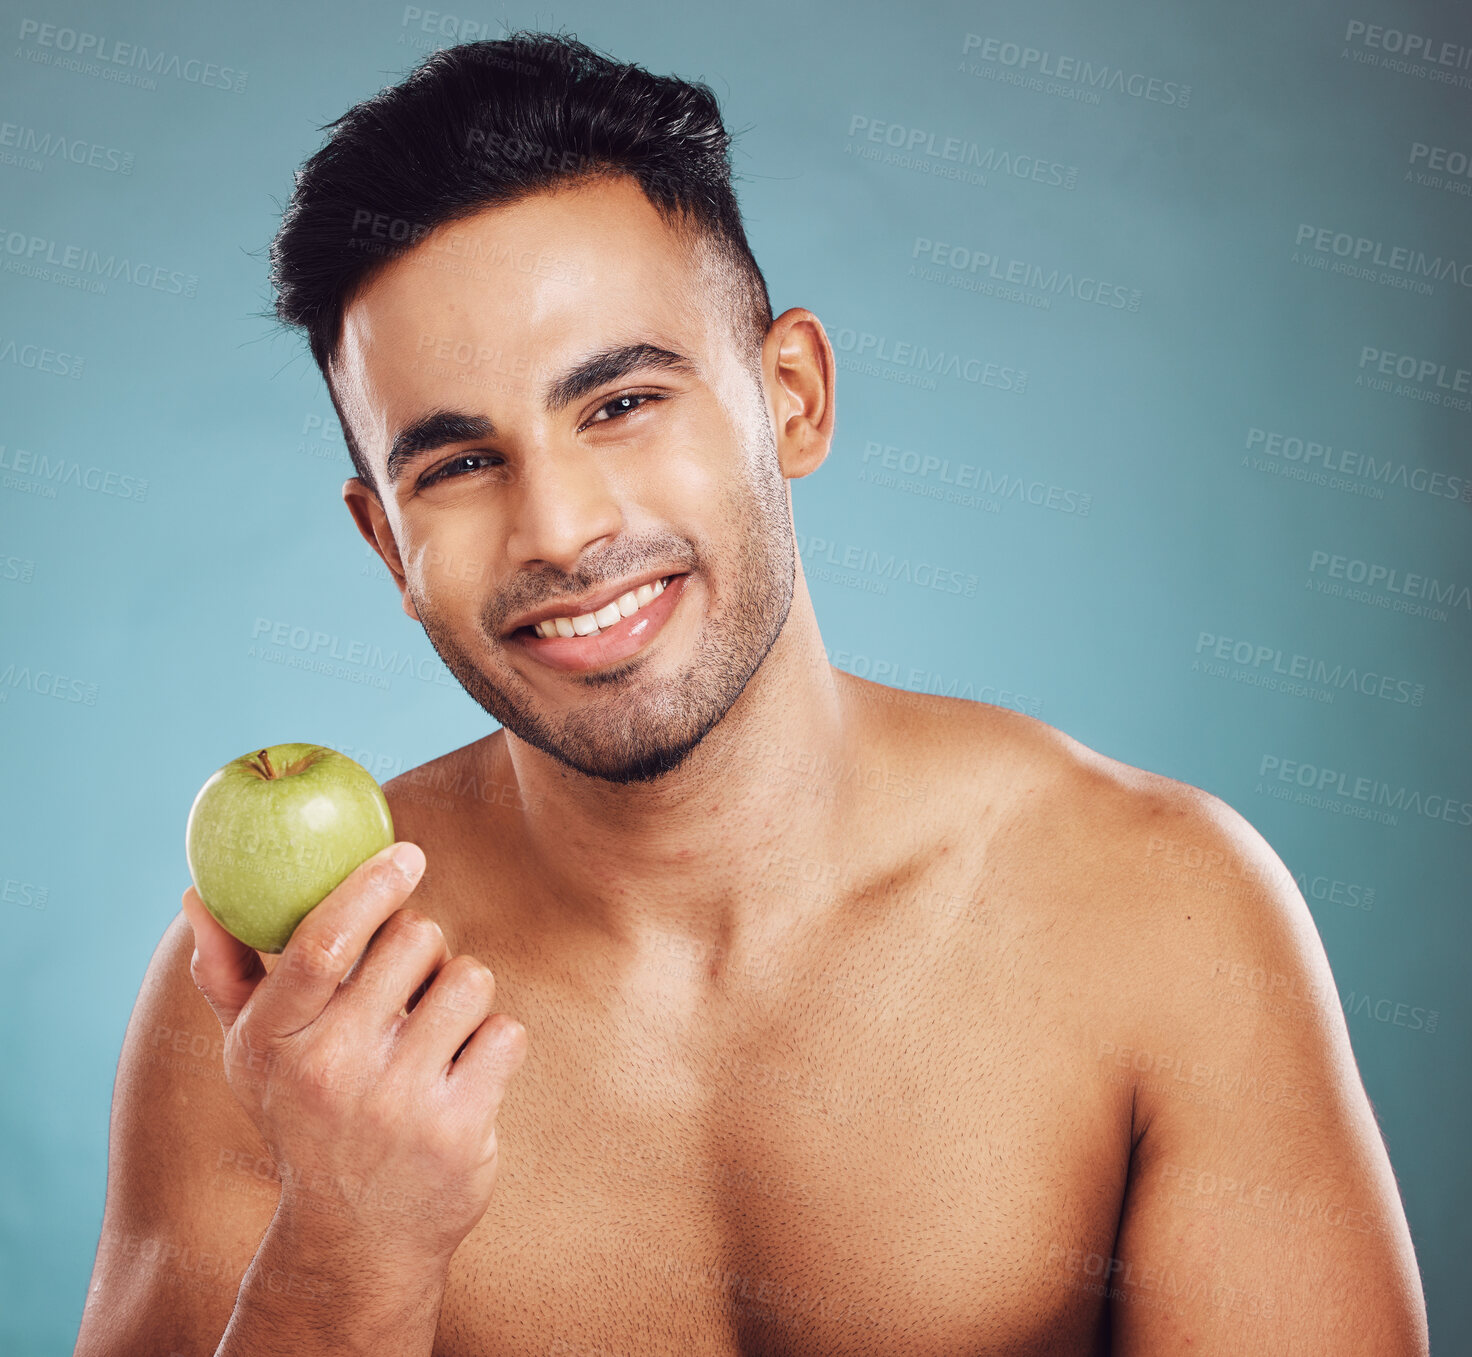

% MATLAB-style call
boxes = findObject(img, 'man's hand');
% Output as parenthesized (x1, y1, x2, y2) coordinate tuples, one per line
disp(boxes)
(180, 841, 528, 1269)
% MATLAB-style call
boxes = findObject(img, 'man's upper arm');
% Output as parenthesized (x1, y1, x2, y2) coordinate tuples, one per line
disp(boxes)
(74, 912, 283, 1356)
(1106, 789, 1429, 1355)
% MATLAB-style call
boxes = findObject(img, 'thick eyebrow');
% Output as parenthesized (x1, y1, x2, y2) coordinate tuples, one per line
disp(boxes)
(384, 341, 697, 486)
(544, 341, 696, 414)
(385, 411, 495, 485)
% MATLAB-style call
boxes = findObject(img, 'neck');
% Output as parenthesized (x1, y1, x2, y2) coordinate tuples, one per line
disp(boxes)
(484, 578, 861, 948)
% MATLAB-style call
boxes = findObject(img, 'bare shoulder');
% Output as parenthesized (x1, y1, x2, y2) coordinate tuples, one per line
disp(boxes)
(869, 680, 1322, 1005)
(897, 692, 1428, 1349)
(128, 912, 282, 1205)
(858, 677, 1220, 845)
(381, 734, 493, 819)
(897, 683, 1291, 896)
(381, 731, 533, 832)
(911, 721, 1433, 1348)
(75, 911, 283, 1352)
(991, 708, 1333, 1038)
(115, 911, 281, 1202)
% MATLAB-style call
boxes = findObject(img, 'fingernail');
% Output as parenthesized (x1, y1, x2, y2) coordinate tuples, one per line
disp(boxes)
(391, 843, 424, 879)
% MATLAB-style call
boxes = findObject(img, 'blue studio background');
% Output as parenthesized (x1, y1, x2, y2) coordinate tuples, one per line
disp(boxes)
(2, 0, 1469, 1350)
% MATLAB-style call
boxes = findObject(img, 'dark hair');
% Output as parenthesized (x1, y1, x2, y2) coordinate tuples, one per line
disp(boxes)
(269, 29, 772, 488)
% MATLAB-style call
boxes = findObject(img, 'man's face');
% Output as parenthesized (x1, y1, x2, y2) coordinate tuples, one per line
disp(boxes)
(332, 175, 796, 784)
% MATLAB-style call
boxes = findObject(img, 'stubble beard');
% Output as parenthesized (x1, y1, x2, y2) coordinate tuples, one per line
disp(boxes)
(410, 420, 795, 785)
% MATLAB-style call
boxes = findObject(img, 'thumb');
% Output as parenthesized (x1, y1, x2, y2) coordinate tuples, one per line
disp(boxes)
(180, 885, 267, 1033)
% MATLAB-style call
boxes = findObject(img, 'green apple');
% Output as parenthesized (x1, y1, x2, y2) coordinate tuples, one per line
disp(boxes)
(185, 743, 395, 953)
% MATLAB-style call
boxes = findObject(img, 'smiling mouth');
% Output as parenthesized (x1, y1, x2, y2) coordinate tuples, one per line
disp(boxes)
(506, 571, 692, 675)
(514, 574, 682, 640)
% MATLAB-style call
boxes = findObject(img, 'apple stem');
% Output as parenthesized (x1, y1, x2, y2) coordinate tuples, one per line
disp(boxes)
(250, 748, 276, 780)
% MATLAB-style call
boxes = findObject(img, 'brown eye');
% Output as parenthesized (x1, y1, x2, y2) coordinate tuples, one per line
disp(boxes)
(422, 453, 501, 487)
(584, 392, 665, 428)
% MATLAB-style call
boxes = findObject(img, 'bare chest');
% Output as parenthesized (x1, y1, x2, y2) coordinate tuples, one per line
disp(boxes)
(431, 904, 1132, 1357)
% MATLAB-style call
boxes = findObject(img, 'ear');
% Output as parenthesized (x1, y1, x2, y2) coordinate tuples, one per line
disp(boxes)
(342, 478, 420, 621)
(763, 307, 835, 481)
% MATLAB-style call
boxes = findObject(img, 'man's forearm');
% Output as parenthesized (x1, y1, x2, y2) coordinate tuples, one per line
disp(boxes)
(215, 1210, 452, 1357)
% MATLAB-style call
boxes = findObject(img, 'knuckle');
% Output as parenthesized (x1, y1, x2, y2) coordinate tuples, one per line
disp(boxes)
(429, 956, 495, 1015)
(300, 926, 350, 976)
(363, 854, 410, 895)
(450, 953, 493, 982)
(389, 909, 442, 948)
(503, 1017, 529, 1053)
(452, 955, 496, 993)
(284, 1031, 374, 1103)
(491, 1014, 528, 1061)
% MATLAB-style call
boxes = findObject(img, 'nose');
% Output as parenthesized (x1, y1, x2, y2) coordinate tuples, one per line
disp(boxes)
(502, 442, 623, 574)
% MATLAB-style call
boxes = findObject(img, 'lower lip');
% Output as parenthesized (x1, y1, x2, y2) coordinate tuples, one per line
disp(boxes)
(507, 572, 691, 673)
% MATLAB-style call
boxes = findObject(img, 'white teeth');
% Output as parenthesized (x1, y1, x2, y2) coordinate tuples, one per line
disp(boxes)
(531, 576, 672, 639)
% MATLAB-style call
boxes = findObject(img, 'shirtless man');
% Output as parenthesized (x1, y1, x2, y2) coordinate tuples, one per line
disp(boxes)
(73, 31, 1428, 1357)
